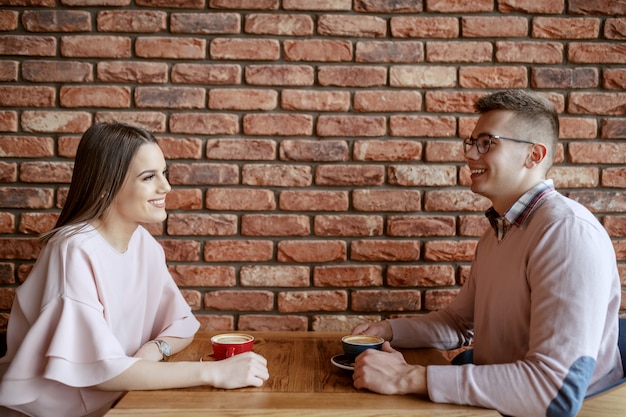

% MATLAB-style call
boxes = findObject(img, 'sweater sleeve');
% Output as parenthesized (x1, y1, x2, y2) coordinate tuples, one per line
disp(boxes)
(426, 216, 622, 417)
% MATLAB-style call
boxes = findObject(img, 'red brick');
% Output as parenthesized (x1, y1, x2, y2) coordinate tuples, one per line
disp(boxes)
(61, 36, 130, 58)
(424, 240, 477, 262)
(0, 11, 18, 31)
(603, 216, 626, 237)
(532, 17, 600, 39)
(245, 13, 313, 36)
(314, 215, 383, 237)
(206, 138, 275, 160)
(462, 16, 527, 38)
(238, 315, 308, 331)
(243, 114, 312, 136)
(601, 119, 626, 139)
(355, 41, 424, 63)
(245, 65, 313, 86)
(18, 212, 58, 234)
(459, 215, 490, 237)
(156, 137, 202, 159)
(165, 188, 202, 210)
(168, 163, 238, 186)
(22, 111, 91, 133)
(424, 289, 459, 311)
(242, 164, 312, 187)
(311, 315, 382, 333)
(242, 214, 310, 236)
(424, 140, 465, 163)
(64, 0, 129, 5)
(605, 18, 626, 40)
(315, 164, 384, 187)
(387, 215, 456, 237)
(0, 288, 16, 310)
(20, 161, 72, 183)
(280, 140, 348, 162)
(602, 168, 626, 189)
(318, 15, 386, 38)
(167, 213, 237, 236)
(22, 10, 91, 32)
(352, 189, 421, 212)
(135, 86, 204, 109)
(171, 12, 239, 34)
(136, 0, 202, 7)
(0, 35, 56, 56)
(0, 61, 18, 82)
(60, 86, 130, 108)
(284, 39, 352, 62)
(353, 140, 422, 161)
(355, 0, 421, 12)
(603, 69, 626, 90)
(209, 89, 277, 111)
(390, 115, 456, 137)
(559, 117, 597, 139)
(169, 113, 238, 135)
(278, 290, 347, 312)
(313, 265, 382, 287)
(283, 0, 351, 11)
(426, 91, 487, 112)
(427, 41, 492, 63)
(568, 43, 626, 64)
(389, 165, 456, 187)
(390, 66, 456, 88)
(318, 66, 387, 88)
(352, 290, 420, 312)
(532, 68, 598, 89)
(205, 290, 274, 311)
(24, 60, 93, 82)
(0, 213, 15, 234)
(424, 190, 490, 212)
(95, 111, 166, 133)
(277, 240, 346, 263)
(0, 86, 55, 107)
(97, 10, 166, 32)
(240, 265, 310, 287)
(282, 90, 349, 112)
(98, 61, 167, 83)
(569, 0, 626, 15)
(351, 240, 420, 262)
(0, 136, 53, 157)
(158, 239, 201, 262)
(568, 93, 626, 116)
(354, 91, 421, 112)
(427, 0, 491, 12)
(459, 66, 527, 89)
(496, 41, 563, 64)
(204, 240, 274, 262)
(548, 166, 599, 188)
(0, 238, 43, 260)
(317, 115, 386, 137)
(210, 0, 278, 9)
(499, 0, 563, 13)
(279, 190, 349, 212)
(172, 63, 241, 85)
(388, 265, 456, 287)
(196, 315, 234, 331)
(206, 188, 276, 211)
(136, 37, 206, 59)
(210, 38, 280, 60)
(391, 17, 458, 38)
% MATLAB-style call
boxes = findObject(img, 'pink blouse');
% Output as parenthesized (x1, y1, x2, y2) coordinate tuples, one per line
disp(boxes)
(0, 224, 200, 417)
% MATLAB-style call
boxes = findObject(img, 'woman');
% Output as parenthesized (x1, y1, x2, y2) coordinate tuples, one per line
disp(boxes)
(0, 123, 269, 417)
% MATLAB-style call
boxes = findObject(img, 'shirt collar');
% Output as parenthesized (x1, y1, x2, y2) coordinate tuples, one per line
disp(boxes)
(485, 179, 555, 240)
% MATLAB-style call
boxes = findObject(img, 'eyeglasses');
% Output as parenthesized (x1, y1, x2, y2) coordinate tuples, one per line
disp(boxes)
(463, 134, 537, 154)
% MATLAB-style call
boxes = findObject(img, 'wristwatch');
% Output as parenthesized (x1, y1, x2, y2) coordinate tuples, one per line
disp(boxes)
(151, 339, 171, 361)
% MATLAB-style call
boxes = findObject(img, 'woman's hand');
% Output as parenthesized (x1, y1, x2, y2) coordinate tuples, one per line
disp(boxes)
(204, 352, 269, 389)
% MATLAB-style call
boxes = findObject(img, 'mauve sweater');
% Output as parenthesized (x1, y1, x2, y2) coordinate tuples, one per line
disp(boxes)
(389, 190, 623, 417)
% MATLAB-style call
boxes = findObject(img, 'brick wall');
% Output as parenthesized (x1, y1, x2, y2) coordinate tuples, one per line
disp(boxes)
(0, 0, 624, 332)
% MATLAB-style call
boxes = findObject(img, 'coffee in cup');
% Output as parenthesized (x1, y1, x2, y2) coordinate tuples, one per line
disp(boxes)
(210, 333, 254, 360)
(341, 335, 384, 361)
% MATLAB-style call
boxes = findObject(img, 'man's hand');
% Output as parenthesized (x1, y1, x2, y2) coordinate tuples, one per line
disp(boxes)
(351, 320, 393, 341)
(352, 342, 427, 396)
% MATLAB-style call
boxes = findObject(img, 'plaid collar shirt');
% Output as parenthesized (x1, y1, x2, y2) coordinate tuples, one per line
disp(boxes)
(485, 179, 556, 241)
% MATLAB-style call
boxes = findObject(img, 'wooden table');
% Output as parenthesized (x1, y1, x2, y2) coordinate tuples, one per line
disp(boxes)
(578, 382, 626, 416)
(106, 331, 499, 416)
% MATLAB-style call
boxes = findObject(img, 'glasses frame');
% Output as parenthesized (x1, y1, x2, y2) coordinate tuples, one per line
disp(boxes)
(464, 134, 537, 154)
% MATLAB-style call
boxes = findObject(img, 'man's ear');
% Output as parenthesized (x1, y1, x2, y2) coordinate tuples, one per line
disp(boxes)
(525, 143, 548, 168)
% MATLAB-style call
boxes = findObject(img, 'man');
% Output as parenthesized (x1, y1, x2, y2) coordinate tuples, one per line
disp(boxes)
(351, 90, 623, 417)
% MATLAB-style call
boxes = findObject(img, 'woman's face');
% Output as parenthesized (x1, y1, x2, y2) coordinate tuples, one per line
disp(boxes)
(107, 143, 171, 228)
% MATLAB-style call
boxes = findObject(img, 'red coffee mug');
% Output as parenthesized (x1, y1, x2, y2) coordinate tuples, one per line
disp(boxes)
(210, 333, 254, 360)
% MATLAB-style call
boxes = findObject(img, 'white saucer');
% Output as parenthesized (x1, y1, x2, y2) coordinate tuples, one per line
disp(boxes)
(331, 354, 355, 371)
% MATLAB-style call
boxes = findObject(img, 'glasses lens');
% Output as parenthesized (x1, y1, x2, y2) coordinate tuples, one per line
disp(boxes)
(476, 135, 491, 153)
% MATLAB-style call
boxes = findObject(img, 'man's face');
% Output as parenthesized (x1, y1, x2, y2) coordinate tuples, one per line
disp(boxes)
(465, 110, 536, 213)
